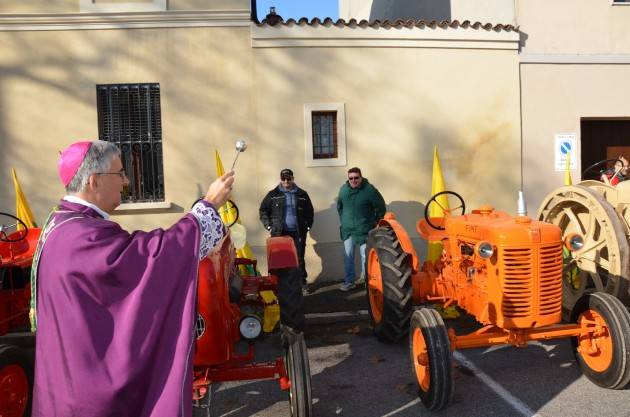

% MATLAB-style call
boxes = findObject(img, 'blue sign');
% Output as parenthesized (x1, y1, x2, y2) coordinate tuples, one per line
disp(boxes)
(560, 142, 571, 154)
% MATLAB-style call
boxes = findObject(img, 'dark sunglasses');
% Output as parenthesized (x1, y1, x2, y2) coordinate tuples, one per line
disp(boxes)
(348, 176, 360, 180)
(281, 177, 293, 181)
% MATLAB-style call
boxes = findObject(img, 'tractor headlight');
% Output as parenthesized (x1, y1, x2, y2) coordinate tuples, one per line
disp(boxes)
(239, 315, 262, 340)
(476, 242, 494, 259)
(564, 234, 584, 251)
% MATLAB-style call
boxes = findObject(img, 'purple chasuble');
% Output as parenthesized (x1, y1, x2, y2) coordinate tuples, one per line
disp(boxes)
(32, 200, 206, 417)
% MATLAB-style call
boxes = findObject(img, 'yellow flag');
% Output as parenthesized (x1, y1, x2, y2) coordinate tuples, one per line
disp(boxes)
(12, 168, 37, 230)
(564, 151, 572, 186)
(427, 146, 448, 263)
(214, 150, 257, 272)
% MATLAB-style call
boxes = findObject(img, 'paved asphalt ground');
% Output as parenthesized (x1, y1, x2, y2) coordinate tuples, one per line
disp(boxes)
(199, 282, 630, 417)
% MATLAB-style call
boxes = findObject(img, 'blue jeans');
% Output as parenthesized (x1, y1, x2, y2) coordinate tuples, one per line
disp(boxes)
(343, 236, 366, 285)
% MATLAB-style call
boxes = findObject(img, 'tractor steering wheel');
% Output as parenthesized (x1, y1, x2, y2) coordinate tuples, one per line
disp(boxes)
(192, 199, 240, 228)
(219, 200, 240, 228)
(0, 212, 29, 242)
(581, 158, 624, 180)
(424, 191, 466, 230)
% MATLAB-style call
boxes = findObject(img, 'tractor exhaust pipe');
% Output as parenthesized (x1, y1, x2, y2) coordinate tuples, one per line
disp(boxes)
(517, 190, 527, 217)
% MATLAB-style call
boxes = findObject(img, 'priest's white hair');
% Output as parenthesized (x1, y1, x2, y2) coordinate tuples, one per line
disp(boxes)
(66, 140, 121, 193)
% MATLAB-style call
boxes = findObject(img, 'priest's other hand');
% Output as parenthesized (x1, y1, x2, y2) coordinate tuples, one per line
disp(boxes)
(204, 171, 235, 208)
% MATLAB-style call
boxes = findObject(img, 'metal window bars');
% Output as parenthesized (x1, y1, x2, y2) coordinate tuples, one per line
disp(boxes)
(97, 83, 165, 203)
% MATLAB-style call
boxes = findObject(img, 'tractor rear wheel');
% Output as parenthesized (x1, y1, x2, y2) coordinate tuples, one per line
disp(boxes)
(0, 344, 32, 417)
(537, 185, 630, 320)
(277, 267, 305, 333)
(365, 226, 413, 342)
(409, 308, 454, 411)
(283, 330, 312, 417)
(570, 292, 630, 389)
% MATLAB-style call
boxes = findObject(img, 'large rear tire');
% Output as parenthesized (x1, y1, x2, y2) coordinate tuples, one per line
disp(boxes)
(277, 267, 305, 333)
(0, 344, 32, 417)
(283, 330, 312, 417)
(365, 226, 413, 342)
(570, 292, 630, 389)
(409, 308, 454, 411)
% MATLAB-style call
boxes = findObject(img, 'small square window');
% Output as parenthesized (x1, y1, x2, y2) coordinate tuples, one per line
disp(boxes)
(312, 111, 338, 159)
(303, 103, 347, 167)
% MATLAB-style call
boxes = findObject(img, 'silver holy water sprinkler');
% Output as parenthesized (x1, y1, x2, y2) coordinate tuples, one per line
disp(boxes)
(230, 139, 247, 171)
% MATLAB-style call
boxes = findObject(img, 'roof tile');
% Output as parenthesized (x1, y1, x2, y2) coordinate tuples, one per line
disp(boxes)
(257, 17, 518, 32)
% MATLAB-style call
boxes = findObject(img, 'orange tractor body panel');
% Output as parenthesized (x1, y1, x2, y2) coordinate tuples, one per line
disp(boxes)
(415, 209, 563, 330)
(194, 236, 240, 367)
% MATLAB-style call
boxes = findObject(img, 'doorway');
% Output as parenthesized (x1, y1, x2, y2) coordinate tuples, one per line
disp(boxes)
(581, 119, 630, 180)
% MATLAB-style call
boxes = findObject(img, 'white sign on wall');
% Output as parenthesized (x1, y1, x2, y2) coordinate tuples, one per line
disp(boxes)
(554, 133, 577, 172)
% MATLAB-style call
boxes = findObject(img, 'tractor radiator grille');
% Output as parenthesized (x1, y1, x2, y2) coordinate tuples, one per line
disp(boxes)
(538, 243, 563, 315)
(501, 243, 563, 318)
(502, 248, 533, 317)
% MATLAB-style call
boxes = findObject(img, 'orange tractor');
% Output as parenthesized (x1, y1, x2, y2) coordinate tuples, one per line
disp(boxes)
(366, 191, 630, 410)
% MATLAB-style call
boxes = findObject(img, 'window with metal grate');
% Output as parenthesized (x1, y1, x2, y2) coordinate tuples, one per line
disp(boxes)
(311, 111, 338, 159)
(96, 83, 165, 203)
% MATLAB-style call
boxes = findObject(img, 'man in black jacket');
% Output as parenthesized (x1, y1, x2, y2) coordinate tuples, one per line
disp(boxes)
(259, 169, 314, 284)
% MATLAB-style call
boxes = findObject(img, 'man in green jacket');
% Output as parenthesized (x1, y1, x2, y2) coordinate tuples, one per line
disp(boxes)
(336, 167, 386, 291)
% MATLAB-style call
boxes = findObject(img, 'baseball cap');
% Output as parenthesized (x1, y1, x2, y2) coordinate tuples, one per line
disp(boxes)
(280, 168, 294, 179)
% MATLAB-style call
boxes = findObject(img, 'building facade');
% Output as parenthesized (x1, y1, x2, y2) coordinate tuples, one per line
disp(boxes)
(0, 1, 521, 281)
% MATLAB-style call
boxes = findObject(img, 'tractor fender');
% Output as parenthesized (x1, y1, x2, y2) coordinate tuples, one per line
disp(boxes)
(266, 236, 299, 270)
(377, 213, 420, 273)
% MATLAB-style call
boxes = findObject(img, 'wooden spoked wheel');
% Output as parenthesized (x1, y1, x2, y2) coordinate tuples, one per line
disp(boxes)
(537, 185, 630, 319)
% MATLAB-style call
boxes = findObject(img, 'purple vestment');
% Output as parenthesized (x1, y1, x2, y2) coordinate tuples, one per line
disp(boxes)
(32, 200, 219, 417)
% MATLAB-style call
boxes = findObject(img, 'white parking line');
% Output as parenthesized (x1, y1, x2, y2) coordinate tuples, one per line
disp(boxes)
(454, 351, 543, 417)
(379, 398, 421, 417)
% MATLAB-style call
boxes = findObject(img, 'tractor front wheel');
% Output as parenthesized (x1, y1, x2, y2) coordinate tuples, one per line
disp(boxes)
(571, 292, 630, 389)
(283, 330, 312, 417)
(0, 344, 32, 417)
(365, 226, 413, 342)
(277, 267, 305, 333)
(409, 308, 454, 411)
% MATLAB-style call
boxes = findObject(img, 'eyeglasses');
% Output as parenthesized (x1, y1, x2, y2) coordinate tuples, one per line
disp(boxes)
(348, 176, 360, 180)
(281, 177, 293, 182)
(96, 170, 127, 180)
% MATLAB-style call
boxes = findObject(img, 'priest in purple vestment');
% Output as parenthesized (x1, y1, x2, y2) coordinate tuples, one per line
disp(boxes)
(30, 140, 234, 417)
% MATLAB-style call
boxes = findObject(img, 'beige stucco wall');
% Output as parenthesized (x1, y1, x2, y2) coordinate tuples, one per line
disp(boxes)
(0, 17, 521, 282)
(0, 1, 249, 14)
(251, 41, 521, 280)
(518, 0, 630, 211)
(520, 65, 630, 210)
(168, 0, 249, 11)
(340, 0, 515, 24)
(516, 0, 630, 54)
(0, 1, 78, 13)
(0, 26, 255, 234)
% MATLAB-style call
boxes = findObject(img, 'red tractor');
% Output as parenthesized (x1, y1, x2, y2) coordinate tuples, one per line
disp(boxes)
(0, 207, 312, 417)
(0, 212, 39, 417)
(366, 191, 630, 410)
(191, 204, 312, 416)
